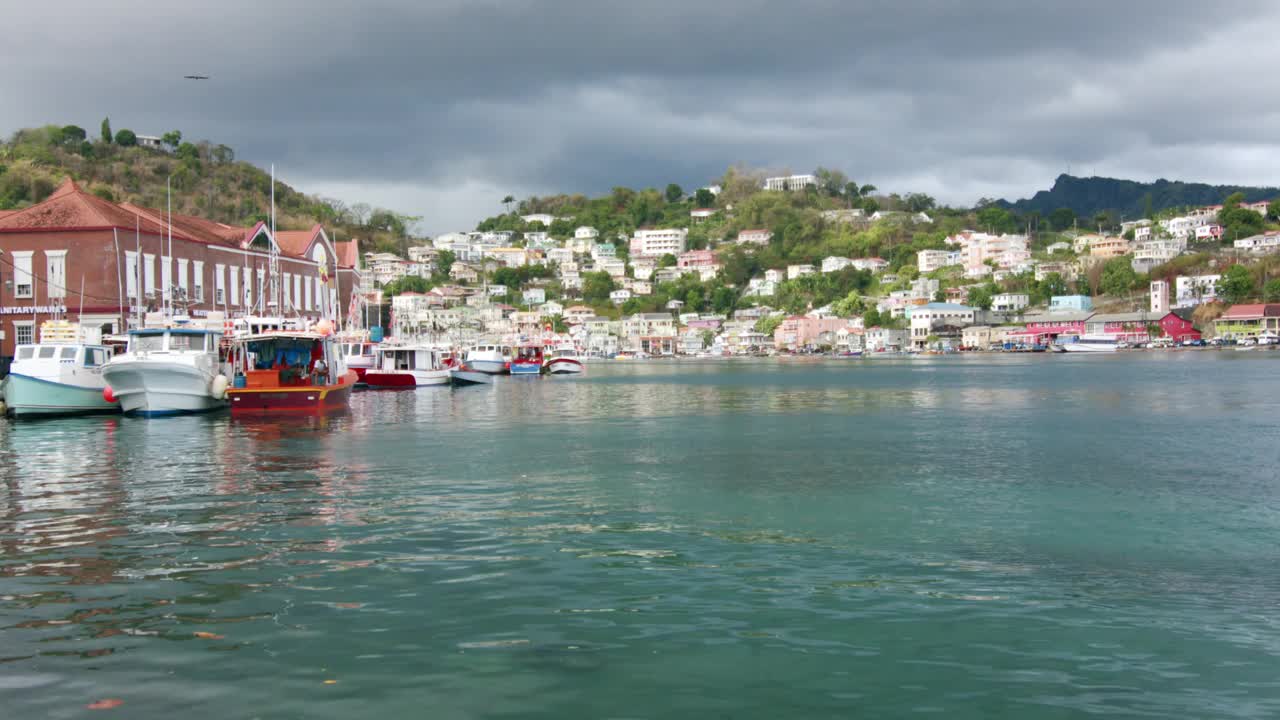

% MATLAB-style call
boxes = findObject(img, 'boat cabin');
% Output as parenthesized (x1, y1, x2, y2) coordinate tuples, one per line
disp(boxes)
(233, 333, 342, 388)
(378, 347, 445, 372)
(11, 343, 112, 379)
(126, 328, 222, 355)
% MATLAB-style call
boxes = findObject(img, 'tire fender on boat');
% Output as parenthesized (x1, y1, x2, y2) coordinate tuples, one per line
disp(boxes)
(211, 374, 229, 400)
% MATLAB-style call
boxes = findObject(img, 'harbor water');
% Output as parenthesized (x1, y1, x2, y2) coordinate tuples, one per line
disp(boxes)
(2, 352, 1280, 718)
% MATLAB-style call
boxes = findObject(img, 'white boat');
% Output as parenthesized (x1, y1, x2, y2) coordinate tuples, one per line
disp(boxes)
(364, 345, 451, 387)
(1058, 333, 1118, 353)
(2, 321, 120, 418)
(464, 344, 509, 374)
(102, 326, 231, 416)
(544, 344, 585, 374)
(449, 368, 492, 386)
(335, 335, 379, 386)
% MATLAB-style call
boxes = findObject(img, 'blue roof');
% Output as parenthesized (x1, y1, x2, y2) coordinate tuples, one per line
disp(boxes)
(906, 302, 975, 315)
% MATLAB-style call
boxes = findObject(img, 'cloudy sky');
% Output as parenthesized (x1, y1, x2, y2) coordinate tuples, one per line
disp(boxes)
(5, 1, 1277, 233)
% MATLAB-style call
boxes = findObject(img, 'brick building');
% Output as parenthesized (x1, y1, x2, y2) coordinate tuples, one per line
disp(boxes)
(0, 179, 361, 360)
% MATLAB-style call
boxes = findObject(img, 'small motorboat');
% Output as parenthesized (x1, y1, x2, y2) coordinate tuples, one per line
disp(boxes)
(510, 343, 544, 375)
(3, 321, 120, 418)
(464, 344, 510, 374)
(543, 343, 585, 374)
(225, 330, 357, 414)
(364, 345, 451, 387)
(450, 368, 492, 386)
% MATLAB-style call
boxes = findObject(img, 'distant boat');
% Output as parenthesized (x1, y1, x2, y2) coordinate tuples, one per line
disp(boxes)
(336, 335, 379, 387)
(364, 345, 451, 387)
(3, 322, 119, 418)
(544, 343, 584, 374)
(1058, 334, 1118, 353)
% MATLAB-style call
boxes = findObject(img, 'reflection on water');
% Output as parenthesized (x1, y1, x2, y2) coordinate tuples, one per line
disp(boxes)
(2, 354, 1280, 718)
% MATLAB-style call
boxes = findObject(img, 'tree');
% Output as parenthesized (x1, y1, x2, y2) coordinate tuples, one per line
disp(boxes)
(550, 315, 569, 333)
(1217, 193, 1265, 242)
(114, 129, 137, 146)
(1100, 257, 1138, 297)
(967, 284, 994, 310)
(582, 271, 616, 304)
(1048, 207, 1076, 231)
(665, 183, 684, 204)
(658, 253, 677, 268)
(211, 144, 234, 163)
(382, 275, 430, 296)
(100, 117, 112, 144)
(976, 205, 1017, 234)
(905, 193, 936, 213)
(60, 125, 86, 144)
(161, 130, 182, 149)
(436, 249, 456, 277)
(694, 188, 715, 208)
(176, 141, 200, 161)
(815, 167, 848, 198)
(1265, 278, 1280, 302)
(1218, 264, 1256, 304)
(501, 195, 515, 214)
(1268, 199, 1280, 221)
(754, 314, 783, 336)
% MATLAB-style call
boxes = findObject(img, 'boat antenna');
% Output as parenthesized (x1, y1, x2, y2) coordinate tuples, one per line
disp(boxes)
(167, 175, 173, 317)
(269, 164, 281, 321)
(135, 214, 142, 329)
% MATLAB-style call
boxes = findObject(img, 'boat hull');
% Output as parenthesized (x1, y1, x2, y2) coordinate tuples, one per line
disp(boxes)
(228, 371, 357, 414)
(3, 373, 119, 418)
(102, 360, 225, 416)
(509, 361, 543, 375)
(364, 369, 451, 387)
(544, 358, 584, 374)
(450, 369, 492, 386)
(466, 359, 508, 374)
(1060, 344, 1116, 353)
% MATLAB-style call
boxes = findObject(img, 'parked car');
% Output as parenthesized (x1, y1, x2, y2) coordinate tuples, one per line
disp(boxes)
(1182, 338, 1207, 347)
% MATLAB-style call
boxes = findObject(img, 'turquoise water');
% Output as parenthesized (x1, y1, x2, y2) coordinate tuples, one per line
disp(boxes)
(3, 353, 1280, 718)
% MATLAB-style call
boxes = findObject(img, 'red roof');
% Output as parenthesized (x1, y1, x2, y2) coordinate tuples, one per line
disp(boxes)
(334, 238, 360, 269)
(1219, 304, 1280, 320)
(275, 224, 323, 258)
(0, 179, 171, 236)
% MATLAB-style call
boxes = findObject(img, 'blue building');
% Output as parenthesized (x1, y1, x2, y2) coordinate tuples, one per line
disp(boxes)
(1050, 295, 1093, 313)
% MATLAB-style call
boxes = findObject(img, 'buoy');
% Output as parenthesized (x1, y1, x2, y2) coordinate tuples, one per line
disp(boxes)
(315, 318, 334, 336)
(210, 375, 229, 400)
(103, 386, 116, 404)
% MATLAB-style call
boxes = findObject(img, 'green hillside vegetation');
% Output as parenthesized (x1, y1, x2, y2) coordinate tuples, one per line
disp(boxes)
(1001, 173, 1280, 222)
(0, 122, 422, 255)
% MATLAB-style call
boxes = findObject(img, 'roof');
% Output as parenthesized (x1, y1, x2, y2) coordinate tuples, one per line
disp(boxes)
(910, 302, 975, 311)
(1023, 311, 1094, 323)
(1219, 304, 1280, 320)
(275, 224, 323, 257)
(334, 239, 360, 269)
(0, 179, 170, 236)
(1089, 312, 1160, 323)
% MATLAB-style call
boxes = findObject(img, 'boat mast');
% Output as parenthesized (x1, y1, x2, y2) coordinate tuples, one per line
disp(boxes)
(269, 165, 281, 324)
(167, 175, 173, 317)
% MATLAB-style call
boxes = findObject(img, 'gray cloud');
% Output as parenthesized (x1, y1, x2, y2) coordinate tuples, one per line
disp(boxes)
(4, 1, 1278, 233)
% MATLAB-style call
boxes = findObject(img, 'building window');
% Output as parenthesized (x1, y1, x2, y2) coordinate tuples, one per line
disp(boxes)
(284, 272, 292, 308)
(214, 264, 225, 304)
(293, 274, 302, 310)
(13, 321, 33, 346)
(243, 267, 253, 308)
(125, 251, 139, 299)
(45, 250, 67, 299)
(161, 256, 172, 299)
(193, 261, 204, 302)
(229, 266, 239, 306)
(12, 251, 33, 298)
(304, 275, 312, 311)
(177, 259, 189, 298)
(144, 254, 156, 296)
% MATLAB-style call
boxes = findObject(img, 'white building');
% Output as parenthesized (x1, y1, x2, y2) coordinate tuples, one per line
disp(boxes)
(1131, 239, 1182, 273)
(905, 303, 976, 349)
(629, 228, 689, 258)
(821, 256, 853, 273)
(763, 174, 818, 191)
(736, 229, 772, 246)
(1150, 279, 1169, 314)
(1174, 274, 1220, 308)
(764, 269, 784, 284)
(522, 288, 546, 306)
(609, 289, 632, 304)
(546, 247, 574, 265)
(917, 249, 961, 273)
(992, 293, 1029, 312)
(1235, 231, 1280, 253)
(787, 264, 816, 280)
(574, 226, 599, 240)
(631, 258, 656, 280)
(851, 257, 889, 272)
(521, 213, 555, 226)
(745, 278, 776, 297)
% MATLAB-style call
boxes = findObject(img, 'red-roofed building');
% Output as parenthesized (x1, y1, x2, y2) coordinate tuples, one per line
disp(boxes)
(1213, 303, 1280, 339)
(0, 179, 362, 359)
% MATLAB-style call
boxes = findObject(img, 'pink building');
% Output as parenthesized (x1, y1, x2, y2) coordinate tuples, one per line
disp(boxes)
(773, 316, 853, 349)
(677, 249, 717, 268)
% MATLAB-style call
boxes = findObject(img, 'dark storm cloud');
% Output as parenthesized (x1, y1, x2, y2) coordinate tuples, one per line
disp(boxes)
(4, 1, 1278, 231)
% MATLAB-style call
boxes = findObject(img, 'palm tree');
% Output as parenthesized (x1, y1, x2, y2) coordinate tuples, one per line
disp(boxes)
(502, 195, 515, 214)
(859, 184, 876, 198)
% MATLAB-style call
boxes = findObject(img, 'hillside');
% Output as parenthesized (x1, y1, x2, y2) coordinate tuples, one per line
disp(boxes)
(1000, 174, 1280, 220)
(0, 123, 420, 255)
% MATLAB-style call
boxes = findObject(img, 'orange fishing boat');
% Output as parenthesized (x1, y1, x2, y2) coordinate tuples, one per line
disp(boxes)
(225, 331, 357, 414)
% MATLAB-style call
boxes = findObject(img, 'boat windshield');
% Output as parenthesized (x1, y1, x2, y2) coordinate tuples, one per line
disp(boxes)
(169, 333, 207, 352)
(60, 347, 77, 360)
(131, 333, 165, 352)
(15, 347, 33, 360)
(38, 346, 57, 359)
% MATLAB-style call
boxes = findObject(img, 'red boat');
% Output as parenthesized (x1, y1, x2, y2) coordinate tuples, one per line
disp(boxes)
(226, 332, 357, 414)
(336, 336, 378, 386)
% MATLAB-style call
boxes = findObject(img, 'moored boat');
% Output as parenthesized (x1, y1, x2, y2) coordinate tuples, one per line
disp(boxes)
(1057, 333, 1118, 353)
(510, 343, 544, 375)
(543, 343, 585, 374)
(102, 325, 231, 417)
(464, 344, 510, 374)
(225, 331, 357, 413)
(450, 368, 493, 386)
(364, 345, 452, 387)
(3, 321, 120, 418)
(336, 335, 379, 386)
